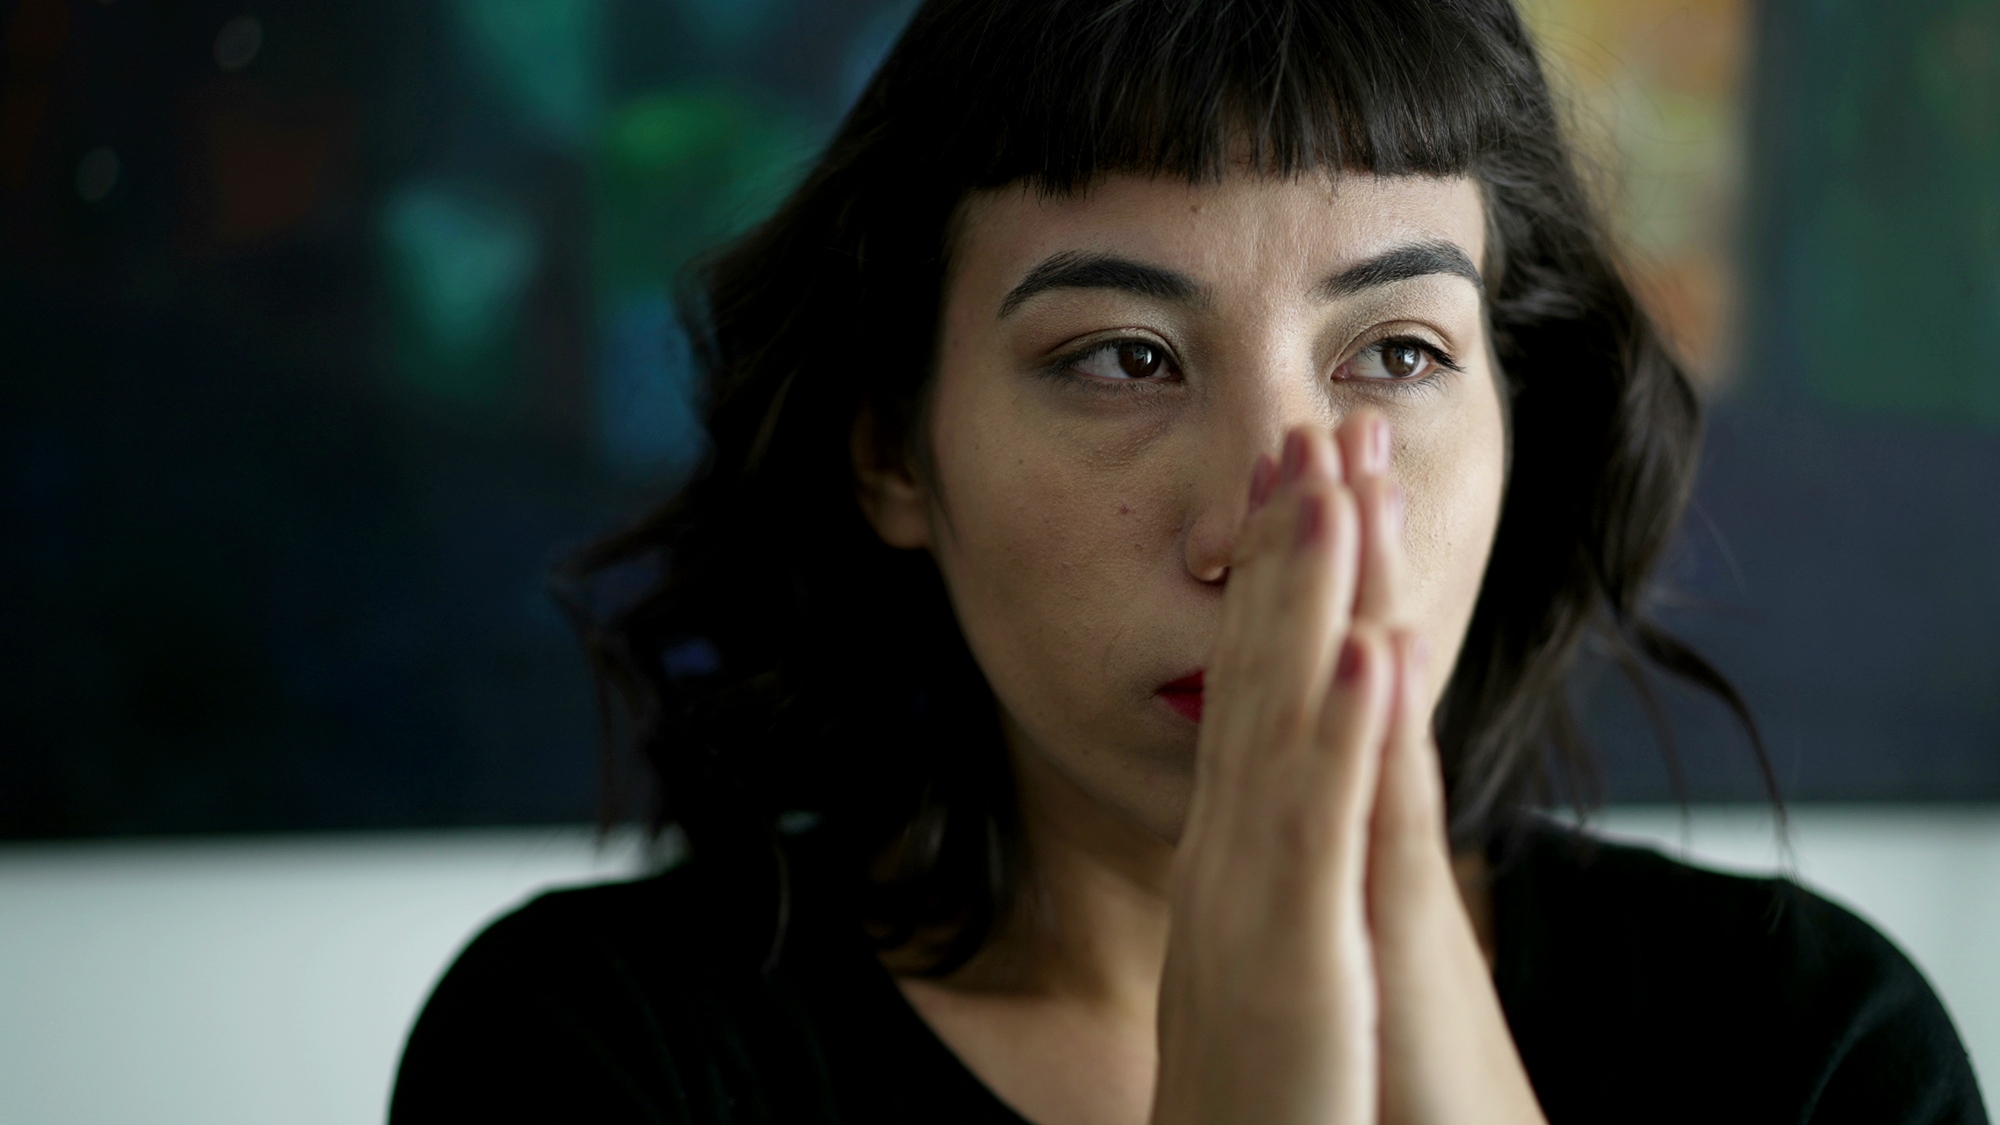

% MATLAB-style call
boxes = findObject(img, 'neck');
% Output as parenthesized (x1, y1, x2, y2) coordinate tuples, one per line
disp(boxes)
(929, 734, 1176, 1028)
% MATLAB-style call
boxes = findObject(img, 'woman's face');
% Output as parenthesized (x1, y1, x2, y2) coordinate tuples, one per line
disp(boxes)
(861, 172, 1507, 843)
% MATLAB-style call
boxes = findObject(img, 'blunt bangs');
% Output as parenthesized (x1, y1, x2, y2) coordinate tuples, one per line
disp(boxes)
(882, 0, 1547, 191)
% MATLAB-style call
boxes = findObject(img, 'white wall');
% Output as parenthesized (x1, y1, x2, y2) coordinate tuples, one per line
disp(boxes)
(0, 830, 646, 1125)
(0, 808, 1991, 1125)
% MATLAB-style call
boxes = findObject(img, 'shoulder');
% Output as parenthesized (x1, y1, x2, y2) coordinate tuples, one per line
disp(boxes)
(389, 861, 826, 1125)
(1496, 822, 1987, 1125)
(437, 864, 730, 980)
(1497, 822, 1873, 976)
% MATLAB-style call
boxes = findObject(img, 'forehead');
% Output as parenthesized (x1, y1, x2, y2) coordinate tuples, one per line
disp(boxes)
(951, 173, 1487, 297)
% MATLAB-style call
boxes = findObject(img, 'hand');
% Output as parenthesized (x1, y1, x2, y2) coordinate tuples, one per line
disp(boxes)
(1341, 412, 1544, 1125)
(1149, 413, 1545, 1125)
(1344, 414, 1544, 1120)
(1151, 420, 1386, 1125)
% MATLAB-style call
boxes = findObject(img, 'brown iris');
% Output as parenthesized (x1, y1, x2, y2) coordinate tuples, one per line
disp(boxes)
(1381, 341, 1422, 378)
(1116, 341, 1162, 379)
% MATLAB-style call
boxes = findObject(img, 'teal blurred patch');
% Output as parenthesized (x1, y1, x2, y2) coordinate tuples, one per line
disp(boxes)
(598, 289, 705, 480)
(455, 0, 604, 146)
(679, 0, 783, 46)
(382, 184, 539, 404)
(1766, 0, 2000, 428)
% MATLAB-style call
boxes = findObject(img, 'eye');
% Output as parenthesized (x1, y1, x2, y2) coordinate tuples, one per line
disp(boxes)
(1070, 339, 1171, 382)
(1336, 337, 1453, 383)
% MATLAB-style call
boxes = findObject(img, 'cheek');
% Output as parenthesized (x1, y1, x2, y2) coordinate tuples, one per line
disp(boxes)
(928, 373, 1069, 594)
(923, 371, 1166, 724)
(1397, 390, 1507, 670)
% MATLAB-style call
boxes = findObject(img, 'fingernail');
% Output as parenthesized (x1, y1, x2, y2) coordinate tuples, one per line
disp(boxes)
(1294, 493, 1324, 549)
(1410, 634, 1431, 675)
(1369, 418, 1391, 474)
(1336, 638, 1363, 684)
(1387, 482, 1406, 536)
(1248, 455, 1276, 512)
(1279, 432, 1305, 483)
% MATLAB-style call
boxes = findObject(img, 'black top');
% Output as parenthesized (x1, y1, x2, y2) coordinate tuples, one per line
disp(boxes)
(391, 824, 1988, 1124)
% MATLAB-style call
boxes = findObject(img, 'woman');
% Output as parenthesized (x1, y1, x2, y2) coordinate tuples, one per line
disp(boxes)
(392, 1, 1986, 1122)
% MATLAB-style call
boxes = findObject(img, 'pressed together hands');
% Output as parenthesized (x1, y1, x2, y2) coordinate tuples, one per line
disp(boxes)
(1152, 412, 1547, 1125)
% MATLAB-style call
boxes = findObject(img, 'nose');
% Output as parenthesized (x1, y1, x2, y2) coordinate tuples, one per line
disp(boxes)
(1181, 384, 1328, 585)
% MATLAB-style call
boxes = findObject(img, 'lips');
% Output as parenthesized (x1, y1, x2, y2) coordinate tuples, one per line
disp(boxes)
(1158, 670, 1204, 724)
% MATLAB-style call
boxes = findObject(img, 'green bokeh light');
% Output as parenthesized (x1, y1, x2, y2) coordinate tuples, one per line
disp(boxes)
(596, 89, 815, 290)
(382, 184, 539, 404)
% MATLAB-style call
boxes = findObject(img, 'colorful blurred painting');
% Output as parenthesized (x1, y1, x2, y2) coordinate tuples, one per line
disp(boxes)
(1522, 0, 1747, 390)
(1528, 0, 2000, 801)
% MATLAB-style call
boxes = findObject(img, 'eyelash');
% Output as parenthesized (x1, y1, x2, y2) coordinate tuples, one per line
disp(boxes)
(1336, 335, 1465, 394)
(1046, 333, 1463, 396)
(1041, 337, 1183, 391)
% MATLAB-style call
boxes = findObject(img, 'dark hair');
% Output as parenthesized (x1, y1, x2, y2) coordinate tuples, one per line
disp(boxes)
(561, 0, 1772, 973)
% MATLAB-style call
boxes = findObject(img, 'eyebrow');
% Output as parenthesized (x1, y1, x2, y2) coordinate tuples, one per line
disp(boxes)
(998, 251, 1203, 317)
(996, 238, 1483, 318)
(1316, 240, 1484, 299)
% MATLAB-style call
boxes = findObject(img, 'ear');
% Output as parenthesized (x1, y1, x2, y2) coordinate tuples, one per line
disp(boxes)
(852, 406, 932, 550)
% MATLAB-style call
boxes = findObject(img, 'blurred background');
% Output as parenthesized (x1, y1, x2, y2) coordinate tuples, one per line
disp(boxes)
(0, 0, 1995, 1120)
(2, 0, 907, 835)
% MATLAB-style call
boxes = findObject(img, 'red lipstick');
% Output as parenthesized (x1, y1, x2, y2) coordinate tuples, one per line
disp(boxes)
(1158, 670, 1204, 724)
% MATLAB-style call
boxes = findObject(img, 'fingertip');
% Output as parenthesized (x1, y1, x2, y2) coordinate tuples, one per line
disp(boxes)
(1320, 626, 1397, 793)
(1296, 476, 1360, 552)
(1278, 424, 1343, 488)
(1335, 634, 1364, 684)
(1278, 430, 1306, 484)
(1313, 425, 1346, 485)
(1336, 409, 1387, 480)
(1334, 626, 1390, 696)
(1368, 415, 1392, 475)
(1248, 454, 1276, 512)
(1296, 478, 1362, 563)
